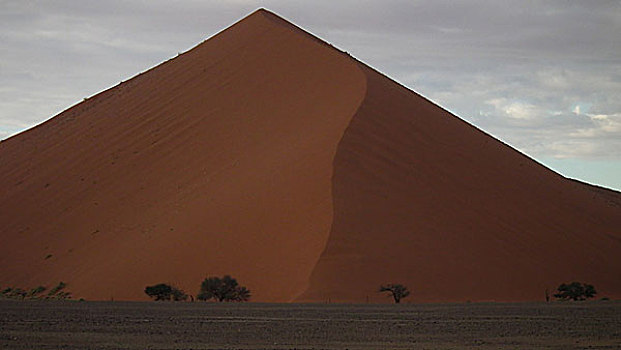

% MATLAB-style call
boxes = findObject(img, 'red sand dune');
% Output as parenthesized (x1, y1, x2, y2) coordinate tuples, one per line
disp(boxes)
(1, 9, 619, 302)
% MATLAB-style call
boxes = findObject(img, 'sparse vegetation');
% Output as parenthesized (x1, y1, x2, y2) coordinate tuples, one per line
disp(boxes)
(379, 283, 410, 303)
(0, 282, 71, 300)
(171, 287, 188, 301)
(144, 283, 188, 301)
(554, 282, 597, 301)
(1, 287, 26, 299)
(198, 275, 250, 302)
(28, 286, 47, 298)
(47, 281, 72, 299)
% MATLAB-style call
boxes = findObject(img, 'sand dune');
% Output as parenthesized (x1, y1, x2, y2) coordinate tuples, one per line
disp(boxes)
(0, 9, 366, 301)
(1, 9, 619, 302)
(298, 65, 621, 302)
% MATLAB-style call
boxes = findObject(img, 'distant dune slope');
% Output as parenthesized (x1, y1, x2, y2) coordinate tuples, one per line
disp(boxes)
(1, 9, 619, 303)
(298, 64, 621, 302)
(0, 9, 366, 301)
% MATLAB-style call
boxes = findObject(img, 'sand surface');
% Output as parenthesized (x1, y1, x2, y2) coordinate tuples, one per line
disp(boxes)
(0, 9, 366, 301)
(0, 9, 620, 302)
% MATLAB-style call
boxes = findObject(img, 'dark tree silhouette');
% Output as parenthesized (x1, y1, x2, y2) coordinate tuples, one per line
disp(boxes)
(553, 282, 597, 301)
(235, 286, 251, 301)
(379, 283, 410, 303)
(197, 275, 251, 302)
(144, 283, 187, 301)
(170, 286, 189, 301)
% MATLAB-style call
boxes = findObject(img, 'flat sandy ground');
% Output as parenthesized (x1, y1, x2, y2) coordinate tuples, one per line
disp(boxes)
(1, 300, 619, 349)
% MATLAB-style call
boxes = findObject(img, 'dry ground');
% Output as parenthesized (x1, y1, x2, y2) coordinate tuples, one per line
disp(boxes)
(1, 300, 619, 349)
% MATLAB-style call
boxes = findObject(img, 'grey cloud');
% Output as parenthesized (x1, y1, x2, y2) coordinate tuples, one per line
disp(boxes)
(1, 1, 620, 168)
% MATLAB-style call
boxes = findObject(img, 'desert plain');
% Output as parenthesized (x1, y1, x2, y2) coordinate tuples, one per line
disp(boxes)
(1, 300, 620, 349)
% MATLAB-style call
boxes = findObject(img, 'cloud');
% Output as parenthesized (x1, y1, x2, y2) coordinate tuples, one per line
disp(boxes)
(0, 0, 620, 188)
(585, 113, 621, 134)
(411, 62, 621, 160)
(485, 99, 540, 121)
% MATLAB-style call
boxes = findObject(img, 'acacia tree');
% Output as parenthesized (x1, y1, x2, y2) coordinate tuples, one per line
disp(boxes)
(198, 275, 251, 302)
(554, 282, 596, 301)
(379, 284, 410, 303)
(144, 283, 188, 301)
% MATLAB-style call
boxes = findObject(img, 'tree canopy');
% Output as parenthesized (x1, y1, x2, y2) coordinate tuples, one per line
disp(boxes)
(379, 283, 410, 303)
(197, 275, 250, 302)
(144, 283, 188, 301)
(553, 282, 596, 301)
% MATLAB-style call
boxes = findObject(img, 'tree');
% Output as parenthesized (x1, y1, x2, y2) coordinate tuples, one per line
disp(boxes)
(553, 282, 597, 301)
(144, 283, 187, 301)
(197, 275, 251, 302)
(235, 286, 251, 301)
(170, 287, 189, 301)
(379, 283, 410, 303)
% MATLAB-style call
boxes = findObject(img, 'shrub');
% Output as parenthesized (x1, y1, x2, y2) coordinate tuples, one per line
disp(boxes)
(553, 282, 596, 301)
(379, 283, 410, 304)
(47, 282, 71, 299)
(0, 282, 70, 300)
(27, 286, 47, 299)
(197, 275, 251, 302)
(144, 283, 187, 301)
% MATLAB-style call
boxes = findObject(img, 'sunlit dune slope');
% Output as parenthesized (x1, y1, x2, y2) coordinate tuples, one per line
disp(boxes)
(1, 9, 619, 303)
(0, 9, 366, 301)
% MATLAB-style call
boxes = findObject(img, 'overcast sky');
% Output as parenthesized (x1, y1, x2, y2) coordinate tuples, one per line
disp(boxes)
(1, 0, 620, 190)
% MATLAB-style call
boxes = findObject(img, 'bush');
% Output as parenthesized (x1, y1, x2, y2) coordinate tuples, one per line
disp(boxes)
(171, 286, 189, 301)
(47, 282, 66, 298)
(144, 283, 187, 301)
(553, 282, 596, 301)
(197, 275, 250, 302)
(0, 282, 71, 300)
(379, 283, 410, 304)
(27, 286, 47, 299)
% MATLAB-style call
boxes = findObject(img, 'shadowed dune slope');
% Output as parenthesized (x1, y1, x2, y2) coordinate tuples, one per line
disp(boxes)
(298, 64, 621, 303)
(0, 9, 366, 301)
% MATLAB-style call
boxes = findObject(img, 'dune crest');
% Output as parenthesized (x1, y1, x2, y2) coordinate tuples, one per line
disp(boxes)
(1, 9, 619, 302)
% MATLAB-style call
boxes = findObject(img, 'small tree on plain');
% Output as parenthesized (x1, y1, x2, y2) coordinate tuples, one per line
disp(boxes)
(145, 283, 172, 301)
(197, 275, 251, 302)
(553, 282, 596, 301)
(235, 286, 251, 301)
(171, 287, 189, 301)
(379, 283, 410, 304)
(144, 283, 187, 301)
